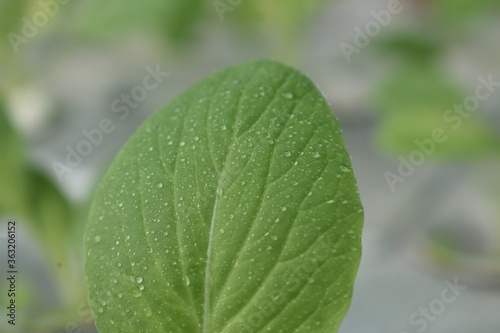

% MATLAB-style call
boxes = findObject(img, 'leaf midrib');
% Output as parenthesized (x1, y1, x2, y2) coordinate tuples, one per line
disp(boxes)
(201, 69, 295, 333)
(201, 70, 255, 333)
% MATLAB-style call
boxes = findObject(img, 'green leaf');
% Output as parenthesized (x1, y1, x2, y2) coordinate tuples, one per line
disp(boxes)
(377, 109, 500, 158)
(0, 100, 75, 246)
(78, 0, 205, 43)
(0, 99, 80, 286)
(375, 31, 442, 64)
(0, 101, 27, 216)
(237, 0, 332, 33)
(375, 64, 462, 116)
(27, 168, 74, 262)
(435, 0, 499, 25)
(0, 0, 30, 41)
(375, 65, 500, 158)
(234, 0, 333, 62)
(85, 60, 363, 333)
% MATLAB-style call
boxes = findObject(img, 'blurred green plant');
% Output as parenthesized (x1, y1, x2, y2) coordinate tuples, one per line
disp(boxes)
(77, 0, 206, 43)
(375, 62, 499, 158)
(78, 0, 333, 63)
(372, 0, 500, 159)
(435, 0, 499, 26)
(0, 100, 89, 331)
(234, 0, 332, 61)
(0, 104, 27, 216)
(371, 0, 500, 286)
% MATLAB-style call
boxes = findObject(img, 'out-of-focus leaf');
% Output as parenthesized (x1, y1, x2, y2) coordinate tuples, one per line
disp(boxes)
(376, 65, 462, 115)
(233, 0, 333, 62)
(435, 0, 499, 25)
(377, 109, 499, 158)
(27, 168, 74, 264)
(162, 0, 206, 42)
(236, 0, 331, 32)
(0, 99, 76, 271)
(375, 65, 499, 157)
(0, 101, 27, 216)
(78, 0, 205, 43)
(25, 167, 83, 306)
(85, 60, 363, 333)
(0, 0, 30, 41)
(375, 31, 442, 64)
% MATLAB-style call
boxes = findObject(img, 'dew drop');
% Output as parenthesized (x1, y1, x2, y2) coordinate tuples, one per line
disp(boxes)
(312, 152, 320, 159)
(135, 276, 143, 284)
(139, 285, 145, 291)
(94, 236, 101, 243)
(340, 165, 350, 173)
(157, 183, 164, 188)
(282, 92, 294, 99)
(284, 151, 292, 157)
